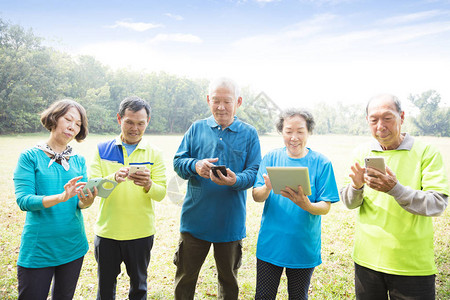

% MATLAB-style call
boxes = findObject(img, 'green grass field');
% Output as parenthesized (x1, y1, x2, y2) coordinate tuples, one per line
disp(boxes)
(0, 134, 449, 299)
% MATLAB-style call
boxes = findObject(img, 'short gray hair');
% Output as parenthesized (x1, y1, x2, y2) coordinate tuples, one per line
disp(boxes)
(366, 94, 402, 116)
(208, 77, 240, 100)
(276, 108, 315, 134)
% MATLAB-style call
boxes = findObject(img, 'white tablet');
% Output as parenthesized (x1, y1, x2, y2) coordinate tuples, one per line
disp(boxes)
(82, 178, 118, 198)
(266, 167, 311, 196)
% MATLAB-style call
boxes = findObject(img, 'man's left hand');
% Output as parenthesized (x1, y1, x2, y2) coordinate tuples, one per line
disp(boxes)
(128, 168, 153, 192)
(364, 166, 397, 192)
(210, 168, 237, 186)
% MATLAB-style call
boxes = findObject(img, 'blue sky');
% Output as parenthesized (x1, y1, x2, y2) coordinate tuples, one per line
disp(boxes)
(1, 0, 450, 109)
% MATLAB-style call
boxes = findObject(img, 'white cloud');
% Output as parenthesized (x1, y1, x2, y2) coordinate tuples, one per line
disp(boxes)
(165, 13, 184, 21)
(225, 13, 450, 107)
(301, 0, 355, 5)
(232, 13, 339, 56)
(283, 13, 337, 39)
(233, 13, 333, 44)
(378, 10, 450, 25)
(149, 33, 202, 44)
(80, 13, 450, 108)
(378, 21, 450, 44)
(107, 20, 163, 32)
(233, 13, 450, 59)
(254, 0, 281, 3)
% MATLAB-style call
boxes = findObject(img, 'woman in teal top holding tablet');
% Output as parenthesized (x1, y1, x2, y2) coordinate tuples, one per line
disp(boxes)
(13, 99, 97, 299)
(252, 109, 340, 299)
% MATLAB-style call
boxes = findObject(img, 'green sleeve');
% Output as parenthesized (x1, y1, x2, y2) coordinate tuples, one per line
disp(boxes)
(147, 149, 167, 201)
(421, 144, 449, 195)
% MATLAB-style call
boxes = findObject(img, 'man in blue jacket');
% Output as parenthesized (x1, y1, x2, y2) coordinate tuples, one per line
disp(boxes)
(173, 77, 261, 299)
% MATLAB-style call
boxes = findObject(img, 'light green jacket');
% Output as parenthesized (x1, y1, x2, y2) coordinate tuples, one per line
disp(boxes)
(90, 136, 167, 240)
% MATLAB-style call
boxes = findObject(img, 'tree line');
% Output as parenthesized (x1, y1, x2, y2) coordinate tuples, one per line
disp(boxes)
(1, 18, 448, 137)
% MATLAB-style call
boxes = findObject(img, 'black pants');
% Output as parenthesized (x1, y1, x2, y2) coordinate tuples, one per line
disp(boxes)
(94, 235, 154, 300)
(255, 258, 314, 300)
(17, 256, 84, 300)
(355, 263, 435, 300)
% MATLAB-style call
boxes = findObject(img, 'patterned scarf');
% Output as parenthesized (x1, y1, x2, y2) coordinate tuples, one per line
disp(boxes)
(36, 143, 74, 171)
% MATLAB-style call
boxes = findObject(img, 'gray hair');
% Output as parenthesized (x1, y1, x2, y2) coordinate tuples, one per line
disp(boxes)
(276, 108, 315, 134)
(118, 96, 151, 118)
(366, 94, 402, 116)
(208, 77, 240, 100)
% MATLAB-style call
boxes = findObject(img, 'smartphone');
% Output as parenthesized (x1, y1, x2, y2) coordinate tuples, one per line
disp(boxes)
(211, 165, 227, 177)
(364, 157, 386, 174)
(82, 178, 102, 194)
(129, 165, 148, 174)
(82, 178, 117, 198)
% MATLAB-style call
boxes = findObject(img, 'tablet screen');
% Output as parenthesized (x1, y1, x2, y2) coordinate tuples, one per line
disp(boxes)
(266, 167, 311, 196)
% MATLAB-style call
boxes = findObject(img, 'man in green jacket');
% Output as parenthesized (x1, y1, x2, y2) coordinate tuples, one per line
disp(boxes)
(341, 93, 448, 300)
(89, 96, 167, 300)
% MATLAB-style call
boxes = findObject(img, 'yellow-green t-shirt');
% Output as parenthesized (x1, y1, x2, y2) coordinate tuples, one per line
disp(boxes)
(352, 137, 449, 275)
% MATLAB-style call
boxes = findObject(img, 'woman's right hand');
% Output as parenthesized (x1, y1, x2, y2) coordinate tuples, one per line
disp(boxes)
(42, 176, 85, 208)
(60, 176, 85, 202)
(252, 173, 273, 203)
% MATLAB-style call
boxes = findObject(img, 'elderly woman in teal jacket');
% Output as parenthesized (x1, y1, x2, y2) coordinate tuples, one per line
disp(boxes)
(13, 99, 97, 300)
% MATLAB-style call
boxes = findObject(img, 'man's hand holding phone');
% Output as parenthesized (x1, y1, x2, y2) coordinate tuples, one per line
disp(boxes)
(115, 167, 129, 183)
(210, 165, 236, 186)
(129, 165, 147, 175)
(361, 157, 398, 193)
(195, 158, 219, 178)
(128, 165, 152, 192)
(211, 165, 227, 177)
(364, 157, 386, 175)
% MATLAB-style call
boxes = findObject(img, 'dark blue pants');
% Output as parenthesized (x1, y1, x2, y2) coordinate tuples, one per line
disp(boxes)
(94, 235, 154, 300)
(355, 263, 435, 300)
(17, 256, 84, 300)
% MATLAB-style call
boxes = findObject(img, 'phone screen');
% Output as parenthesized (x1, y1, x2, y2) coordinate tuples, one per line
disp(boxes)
(365, 157, 386, 174)
(129, 165, 147, 174)
(211, 165, 227, 177)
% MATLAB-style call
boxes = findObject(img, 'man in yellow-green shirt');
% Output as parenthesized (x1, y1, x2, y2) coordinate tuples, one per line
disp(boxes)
(340, 94, 448, 300)
(89, 96, 167, 300)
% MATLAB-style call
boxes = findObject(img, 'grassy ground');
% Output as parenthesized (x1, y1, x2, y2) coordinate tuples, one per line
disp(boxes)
(0, 134, 449, 299)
